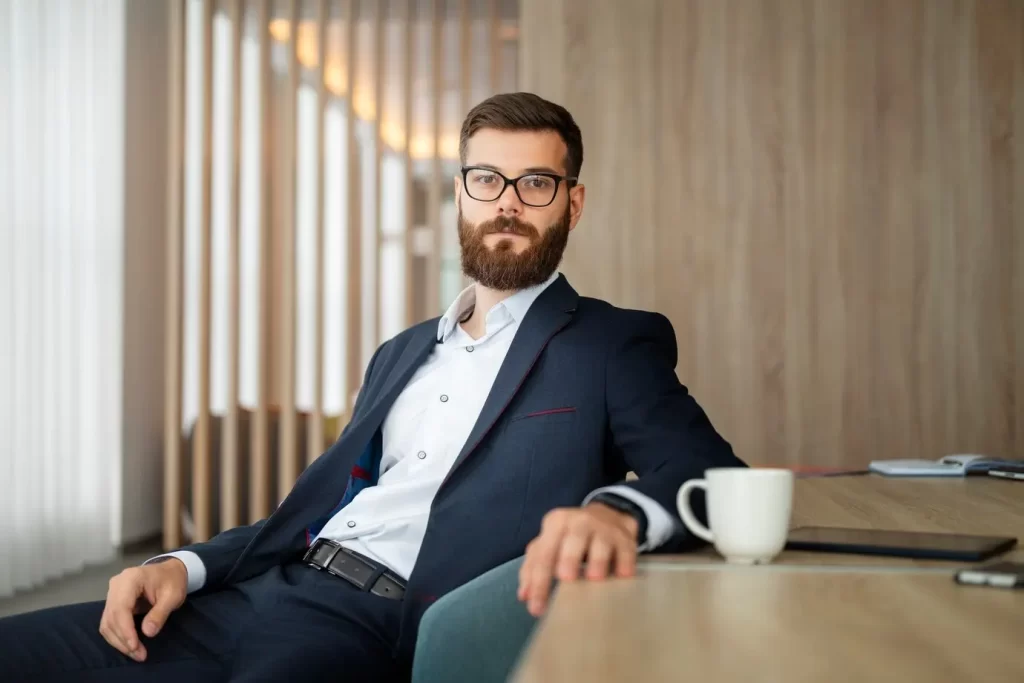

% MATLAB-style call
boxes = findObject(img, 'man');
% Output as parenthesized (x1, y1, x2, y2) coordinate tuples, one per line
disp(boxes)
(0, 92, 743, 682)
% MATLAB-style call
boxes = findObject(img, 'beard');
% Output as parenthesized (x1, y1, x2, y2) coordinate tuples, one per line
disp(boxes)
(458, 204, 571, 291)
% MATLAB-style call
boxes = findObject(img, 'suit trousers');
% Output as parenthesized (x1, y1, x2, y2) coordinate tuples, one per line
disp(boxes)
(0, 561, 409, 683)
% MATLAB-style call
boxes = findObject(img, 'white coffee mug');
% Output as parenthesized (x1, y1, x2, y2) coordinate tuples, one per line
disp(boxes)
(676, 468, 794, 564)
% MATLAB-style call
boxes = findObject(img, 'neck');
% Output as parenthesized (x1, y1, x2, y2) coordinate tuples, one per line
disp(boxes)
(461, 283, 518, 340)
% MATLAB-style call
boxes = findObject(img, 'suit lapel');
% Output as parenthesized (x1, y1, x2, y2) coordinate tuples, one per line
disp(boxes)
(439, 275, 579, 492)
(360, 325, 440, 428)
(272, 324, 439, 522)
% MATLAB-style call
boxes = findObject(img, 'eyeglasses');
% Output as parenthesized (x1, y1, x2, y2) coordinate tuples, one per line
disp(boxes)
(460, 166, 577, 208)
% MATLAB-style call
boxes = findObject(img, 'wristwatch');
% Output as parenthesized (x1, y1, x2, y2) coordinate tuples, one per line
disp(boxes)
(588, 493, 648, 544)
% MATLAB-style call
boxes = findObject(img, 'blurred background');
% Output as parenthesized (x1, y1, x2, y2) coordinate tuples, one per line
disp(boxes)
(0, 0, 1021, 605)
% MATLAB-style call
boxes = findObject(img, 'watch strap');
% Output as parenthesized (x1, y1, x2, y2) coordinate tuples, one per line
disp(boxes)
(589, 492, 649, 544)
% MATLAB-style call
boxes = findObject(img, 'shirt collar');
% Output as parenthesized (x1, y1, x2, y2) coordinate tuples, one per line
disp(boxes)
(436, 270, 561, 343)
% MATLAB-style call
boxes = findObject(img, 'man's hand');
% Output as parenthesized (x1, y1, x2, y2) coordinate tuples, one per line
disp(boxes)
(518, 503, 639, 617)
(99, 558, 188, 662)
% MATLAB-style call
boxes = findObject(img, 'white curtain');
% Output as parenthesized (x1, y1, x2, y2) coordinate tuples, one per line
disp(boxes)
(0, 0, 124, 598)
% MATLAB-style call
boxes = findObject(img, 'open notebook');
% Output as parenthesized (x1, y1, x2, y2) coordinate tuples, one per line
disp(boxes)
(868, 454, 1022, 477)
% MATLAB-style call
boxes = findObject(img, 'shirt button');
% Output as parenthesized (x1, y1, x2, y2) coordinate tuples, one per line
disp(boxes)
(466, 345, 475, 353)
(347, 521, 356, 528)
(440, 394, 449, 403)
(417, 451, 427, 459)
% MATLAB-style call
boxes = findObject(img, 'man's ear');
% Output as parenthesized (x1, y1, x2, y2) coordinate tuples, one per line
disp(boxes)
(568, 183, 585, 231)
(453, 175, 462, 204)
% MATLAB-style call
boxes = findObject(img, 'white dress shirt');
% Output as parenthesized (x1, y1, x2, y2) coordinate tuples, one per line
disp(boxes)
(156, 271, 676, 592)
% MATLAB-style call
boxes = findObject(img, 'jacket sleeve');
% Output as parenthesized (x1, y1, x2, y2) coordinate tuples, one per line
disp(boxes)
(604, 311, 746, 552)
(170, 342, 387, 591)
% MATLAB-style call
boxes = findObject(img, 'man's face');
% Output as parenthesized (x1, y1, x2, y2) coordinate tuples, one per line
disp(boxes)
(455, 128, 585, 291)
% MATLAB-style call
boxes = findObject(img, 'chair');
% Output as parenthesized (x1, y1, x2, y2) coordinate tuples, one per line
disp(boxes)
(412, 556, 538, 683)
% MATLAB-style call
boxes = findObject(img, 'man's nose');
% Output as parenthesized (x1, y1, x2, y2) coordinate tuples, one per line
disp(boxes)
(494, 182, 524, 216)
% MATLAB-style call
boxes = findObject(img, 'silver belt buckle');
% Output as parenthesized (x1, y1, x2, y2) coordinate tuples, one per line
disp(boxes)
(302, 542, 318, 565)
(304, 538, 342, 569)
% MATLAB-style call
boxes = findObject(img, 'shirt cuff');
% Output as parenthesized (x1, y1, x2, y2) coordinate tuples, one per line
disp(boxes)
(583, 485, 679, 552)
(143, 551, 207, 594)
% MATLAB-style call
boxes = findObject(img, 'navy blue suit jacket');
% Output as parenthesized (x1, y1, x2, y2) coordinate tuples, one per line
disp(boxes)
(179, 274, 744, 649)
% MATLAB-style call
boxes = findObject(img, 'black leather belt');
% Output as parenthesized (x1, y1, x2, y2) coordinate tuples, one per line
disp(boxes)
(303, 538, 406, 600)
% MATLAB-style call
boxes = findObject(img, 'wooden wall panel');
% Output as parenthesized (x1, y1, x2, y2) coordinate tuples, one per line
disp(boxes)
(278, 0, 299, 504)
(308, 0, 327, 466)
(520, 0, 1024, 467)
(163, 0, 186, 549)
(221, 0, 244, 533)
(1014, 1, 1024, 466)
(250, 0, 273, 524)
(344, 0, 363, 413)
(561, 0, 658, 311)
(193, 0, 215, 542)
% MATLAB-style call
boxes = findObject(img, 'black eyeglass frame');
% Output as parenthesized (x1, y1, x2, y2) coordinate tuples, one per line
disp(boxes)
(460, 166, 578, 208)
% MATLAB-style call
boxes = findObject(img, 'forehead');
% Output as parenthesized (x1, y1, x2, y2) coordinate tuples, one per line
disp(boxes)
(464, 128, 568, 175)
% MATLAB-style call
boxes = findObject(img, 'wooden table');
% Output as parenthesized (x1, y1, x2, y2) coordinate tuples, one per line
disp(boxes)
(512, 476, 1024, 682)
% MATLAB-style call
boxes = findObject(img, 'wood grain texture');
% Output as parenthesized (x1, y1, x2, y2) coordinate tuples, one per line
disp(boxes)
(519, 0, 1024, 468)
(250, 0, 273, 523)
(192, 0, 215, 543)
(514, 475, 1024, 682)
(221, 0, 244, 532)
(163, 0, 185, 550)
(345, 0, 363, 414)
(278, 0, 299, 503)
(426, 0, 442, 319)
(1016, 0, 1024, 463)
(513, 569, 1024, 683)
(489, 0, 501, 93)
(371, 0, 383, 356)
(308, 0, 327, 467)
(403, 0, 415, 328)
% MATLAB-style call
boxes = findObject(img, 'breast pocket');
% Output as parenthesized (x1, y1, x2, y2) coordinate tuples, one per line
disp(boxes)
(499, 407, 580, 475)
(507, 406, 578, 426)
(502, 407, 581, 472)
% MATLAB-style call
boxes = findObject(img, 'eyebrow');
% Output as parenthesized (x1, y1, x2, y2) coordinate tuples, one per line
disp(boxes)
(470, 163, 564, 176)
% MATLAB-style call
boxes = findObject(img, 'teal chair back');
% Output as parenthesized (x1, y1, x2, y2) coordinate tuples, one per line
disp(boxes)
(412, 556, 537, 683)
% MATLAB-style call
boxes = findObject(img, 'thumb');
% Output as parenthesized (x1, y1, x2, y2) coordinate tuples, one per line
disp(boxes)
(141, 594, 175, 638)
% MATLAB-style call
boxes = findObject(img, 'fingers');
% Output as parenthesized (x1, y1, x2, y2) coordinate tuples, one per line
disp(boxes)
(555, 517, 591, 581)
(525, 513, 568, 617)
(142, 595, 175, 638)
(99, 570, 147, 662)
(100, 606, 146, 661)
(519, 506, 643, 617)
(611, 533, 637, 578)
(585, 502, 639, 578)
(112, 594, 145, 659)
(518, 540, 533, 596)
(583, 537, 614, 580)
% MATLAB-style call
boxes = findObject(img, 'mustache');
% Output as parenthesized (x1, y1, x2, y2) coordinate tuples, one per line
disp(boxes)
(478, 215, 539, 238)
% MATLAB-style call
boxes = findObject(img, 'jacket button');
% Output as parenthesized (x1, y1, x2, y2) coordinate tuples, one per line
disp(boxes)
(417, 451, 427, 459)
(466, 345, 475, 353)
(440, 394, 449, 403)
(347, 521, 356, 528)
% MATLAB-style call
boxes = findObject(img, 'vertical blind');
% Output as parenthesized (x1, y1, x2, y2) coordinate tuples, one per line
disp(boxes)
(0, 0, 125, 597)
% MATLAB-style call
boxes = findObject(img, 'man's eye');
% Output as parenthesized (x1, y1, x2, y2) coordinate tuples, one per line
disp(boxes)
(472, 173, 498, 184)
(523, 176, 554, 189)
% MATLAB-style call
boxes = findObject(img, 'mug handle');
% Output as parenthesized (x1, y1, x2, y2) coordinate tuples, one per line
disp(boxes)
(676, 479, 714, 542)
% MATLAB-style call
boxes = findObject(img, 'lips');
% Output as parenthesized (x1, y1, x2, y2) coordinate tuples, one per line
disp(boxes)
(484, 217, 538, 239)
(487, 224, 533, 237)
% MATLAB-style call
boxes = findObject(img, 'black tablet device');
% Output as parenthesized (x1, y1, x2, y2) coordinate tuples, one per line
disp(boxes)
(785, 526, 1017, 562)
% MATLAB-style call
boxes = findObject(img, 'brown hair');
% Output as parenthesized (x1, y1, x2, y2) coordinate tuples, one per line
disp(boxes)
(459, 92, 584, 179)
